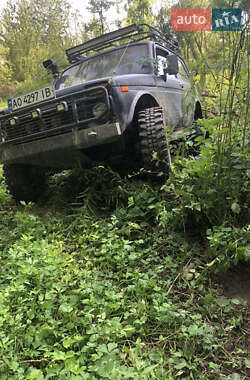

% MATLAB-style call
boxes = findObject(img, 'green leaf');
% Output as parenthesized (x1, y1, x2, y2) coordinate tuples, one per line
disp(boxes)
(231, 202, 241, 214)
(174, 359, 187, 370)
(98, 344, 108, 353)
(230, 374, 241, 380)
(215, 298, 230, 307)
(27, 368, 44, 379)
(142, 364, 158, 374)
(52, 350, 66, 361)
(231, 298, 241, 305)
(188, 324, 201, 335)
(244, 358, 250, 369)
(63, 337, 73, 348)
(59, 303, 73, 313)
(107, 343, 118, 352)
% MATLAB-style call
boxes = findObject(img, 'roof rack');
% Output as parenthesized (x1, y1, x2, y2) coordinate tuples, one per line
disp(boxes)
(66, 24, 179, 63)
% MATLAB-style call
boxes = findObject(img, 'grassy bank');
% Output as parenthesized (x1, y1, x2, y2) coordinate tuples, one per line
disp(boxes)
(0, 127, 249, 379)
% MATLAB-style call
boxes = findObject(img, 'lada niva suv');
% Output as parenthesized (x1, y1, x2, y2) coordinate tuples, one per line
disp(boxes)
(0, 24, 202, 202)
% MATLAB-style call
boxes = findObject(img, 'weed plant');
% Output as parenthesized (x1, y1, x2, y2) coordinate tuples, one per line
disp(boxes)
(0, 155, 249, 379)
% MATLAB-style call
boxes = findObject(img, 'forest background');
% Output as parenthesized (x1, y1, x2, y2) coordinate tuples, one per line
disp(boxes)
(0, 0, 248, 110)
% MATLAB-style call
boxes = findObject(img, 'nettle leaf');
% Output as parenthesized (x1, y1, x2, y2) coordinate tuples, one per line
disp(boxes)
(59, 303, 73, 313)
(27, 368, 44, 380)
(174, 359, 188, 370)
(65, 357, 80, 373)
(98, 344, 108, 353)
(244, 358, 250, 369)
(142, 364, 158, 374)
(215, 298, 230, 307)
(230, 374, 241, 380)
(188, 324, 202, 336)
(27, 310, 35, 319)
(231, 298, 241, 305)
(63, 337, 73, 348)
(7, 360, 19, 371)
(107, 343, 118, 352)
(52, 350, 66, 361)
(244, 246, 250, 259)
(231, 202, 241, 214)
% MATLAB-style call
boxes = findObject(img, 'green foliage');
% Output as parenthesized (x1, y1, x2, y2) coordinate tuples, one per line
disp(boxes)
(167, 2, 249, 128)
(0, 41, 15, 101)
(0, 0, 74, 89)
(87, 0, 114, 35)
(207, 225, 250, 272)
(125, 0, 155, 25)
(14, 77, 52, 97)
(0, 166, 11, 206)
(0, 162, 249, 379)
(160, 120, 249, 230)
(0, 43, 13, 83)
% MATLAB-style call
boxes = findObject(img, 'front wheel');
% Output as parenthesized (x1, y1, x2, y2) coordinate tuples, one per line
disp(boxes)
(3, 164, 46, 202)
(137, 107, 170, 171)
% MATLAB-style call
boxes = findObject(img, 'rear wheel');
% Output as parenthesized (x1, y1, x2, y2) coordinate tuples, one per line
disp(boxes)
(3, 164, 46, 202)
(137, 107, 170, 171)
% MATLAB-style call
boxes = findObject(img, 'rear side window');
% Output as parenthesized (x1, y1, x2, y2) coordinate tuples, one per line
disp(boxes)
(177, 59, 189, 81)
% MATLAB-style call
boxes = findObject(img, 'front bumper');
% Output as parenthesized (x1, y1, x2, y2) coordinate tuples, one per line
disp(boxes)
(0, 122, 121, 168)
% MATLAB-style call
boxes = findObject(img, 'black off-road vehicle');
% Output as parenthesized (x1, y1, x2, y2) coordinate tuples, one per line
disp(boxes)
(0, 24, 202, 202)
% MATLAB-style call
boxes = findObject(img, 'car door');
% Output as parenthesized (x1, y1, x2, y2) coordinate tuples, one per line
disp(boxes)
(177, 58, 196, 127)
(154, 47, 183, 128)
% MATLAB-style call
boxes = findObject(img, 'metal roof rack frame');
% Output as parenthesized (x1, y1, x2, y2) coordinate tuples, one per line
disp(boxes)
(66, 24, 179, 63)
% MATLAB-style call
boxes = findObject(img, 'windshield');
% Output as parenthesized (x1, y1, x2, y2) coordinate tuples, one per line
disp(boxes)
(58, 44, 151, 89)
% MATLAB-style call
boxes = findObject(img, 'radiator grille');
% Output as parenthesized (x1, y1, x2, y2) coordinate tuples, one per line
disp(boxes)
(0, 87, 109, 144)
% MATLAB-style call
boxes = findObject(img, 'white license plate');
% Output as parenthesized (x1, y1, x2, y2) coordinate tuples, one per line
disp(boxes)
(8, 86, 55, 111)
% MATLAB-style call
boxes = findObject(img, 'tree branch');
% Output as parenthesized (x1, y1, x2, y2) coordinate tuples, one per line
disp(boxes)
(19, 358, 51, 364)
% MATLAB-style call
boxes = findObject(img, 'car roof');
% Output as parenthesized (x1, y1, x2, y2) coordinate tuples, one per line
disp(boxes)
(66, 24, 178, 64)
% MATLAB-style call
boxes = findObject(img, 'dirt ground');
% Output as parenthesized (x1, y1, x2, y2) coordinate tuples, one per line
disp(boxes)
(215, 263, 250, 307)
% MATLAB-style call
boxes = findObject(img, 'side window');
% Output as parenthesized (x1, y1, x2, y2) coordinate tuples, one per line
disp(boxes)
(178, 60, 189, 81)
(155, 50, 167, 76)
(155, 48, 176, 77)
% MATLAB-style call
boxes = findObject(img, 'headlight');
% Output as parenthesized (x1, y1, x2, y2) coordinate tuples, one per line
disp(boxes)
(92, 102, 107, 118)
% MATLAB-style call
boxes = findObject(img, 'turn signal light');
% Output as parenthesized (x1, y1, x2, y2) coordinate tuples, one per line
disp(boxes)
(120, 86, 129, 92)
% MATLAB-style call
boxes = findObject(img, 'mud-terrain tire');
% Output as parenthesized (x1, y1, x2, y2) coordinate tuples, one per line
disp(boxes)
(138, 107, 169, 171)
(3, 164, 46, 202)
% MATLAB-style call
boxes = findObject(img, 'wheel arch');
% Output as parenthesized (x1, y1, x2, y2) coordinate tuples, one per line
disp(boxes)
(127, 92, 159, 127)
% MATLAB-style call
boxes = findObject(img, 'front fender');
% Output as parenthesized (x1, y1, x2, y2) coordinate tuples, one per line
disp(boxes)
(126, 91, 159, 127)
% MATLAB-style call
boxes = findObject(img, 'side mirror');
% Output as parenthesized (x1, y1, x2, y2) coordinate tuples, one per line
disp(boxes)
(166, 55, 179, 76)
(43, 59, 59, 79)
